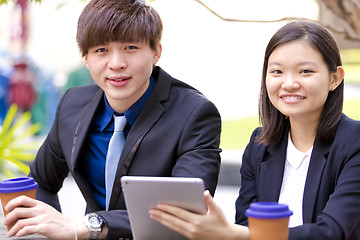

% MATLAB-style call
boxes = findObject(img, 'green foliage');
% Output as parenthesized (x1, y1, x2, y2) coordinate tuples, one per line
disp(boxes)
(220, 116, 259, 150)
(0, 0, 151, 6)
(343, 98, 360, 120)
(0, 0, 41, 4)
(0, 105, 42, 180)
(341, 49, 360, 84)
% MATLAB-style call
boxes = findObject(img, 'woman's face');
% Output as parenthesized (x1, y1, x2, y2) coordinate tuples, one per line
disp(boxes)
(266, 39, 340, 124)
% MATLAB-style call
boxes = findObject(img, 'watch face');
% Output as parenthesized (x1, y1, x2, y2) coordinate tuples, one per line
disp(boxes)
(87, 214, 103, 228)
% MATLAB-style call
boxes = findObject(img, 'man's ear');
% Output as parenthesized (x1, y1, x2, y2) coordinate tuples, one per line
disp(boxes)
(153, 43, 162, 65)
(83, 55, 89, 69)
(329, 66, 344, 91)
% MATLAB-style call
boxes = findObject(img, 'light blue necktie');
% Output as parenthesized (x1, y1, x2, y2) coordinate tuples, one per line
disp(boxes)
(105, 115, 127, 210)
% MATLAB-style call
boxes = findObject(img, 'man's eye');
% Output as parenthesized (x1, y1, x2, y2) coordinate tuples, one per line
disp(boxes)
(95, 48, 107, 53)
(125, 46, 138, 50)
(301, 69, 313, 74)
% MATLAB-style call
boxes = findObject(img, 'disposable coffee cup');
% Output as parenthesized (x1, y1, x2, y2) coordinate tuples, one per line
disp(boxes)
(245, 202, 293, 240)
(0, 177, 38, 230)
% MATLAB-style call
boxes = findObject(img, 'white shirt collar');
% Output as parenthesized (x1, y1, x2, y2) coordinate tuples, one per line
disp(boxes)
(286, 133, 313, 170)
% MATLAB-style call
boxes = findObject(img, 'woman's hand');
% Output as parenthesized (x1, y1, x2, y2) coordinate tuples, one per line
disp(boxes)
(1, 195, 89, 240)
(149, 190, 250, 240)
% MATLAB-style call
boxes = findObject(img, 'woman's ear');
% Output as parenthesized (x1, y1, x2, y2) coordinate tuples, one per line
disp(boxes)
(329, 66, 344, 91)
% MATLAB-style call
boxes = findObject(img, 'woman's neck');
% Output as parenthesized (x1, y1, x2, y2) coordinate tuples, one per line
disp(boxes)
(289, 117, 318, 152)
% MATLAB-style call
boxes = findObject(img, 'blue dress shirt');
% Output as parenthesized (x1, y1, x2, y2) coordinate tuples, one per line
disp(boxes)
(79, 77, 155, 209)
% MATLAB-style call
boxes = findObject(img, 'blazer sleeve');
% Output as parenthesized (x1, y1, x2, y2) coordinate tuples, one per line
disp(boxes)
(235, 128, 261, 225)
(29, 90, 71, 212)
(171, 99, 222, 195)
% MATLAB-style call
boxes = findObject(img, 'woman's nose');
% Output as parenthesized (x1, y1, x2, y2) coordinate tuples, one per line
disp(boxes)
(281, 74, 300, 90)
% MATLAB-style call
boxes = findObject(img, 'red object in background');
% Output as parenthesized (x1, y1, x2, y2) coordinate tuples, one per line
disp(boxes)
(8, 62, 37, 111)
(8, 0, 37, 112)
(11, 0, 29, 45)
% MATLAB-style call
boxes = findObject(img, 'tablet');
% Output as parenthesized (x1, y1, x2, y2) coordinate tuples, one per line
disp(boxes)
(121, 176, 207, 240)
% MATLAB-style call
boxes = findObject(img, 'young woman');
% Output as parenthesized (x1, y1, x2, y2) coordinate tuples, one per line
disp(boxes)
(150, 19, 360, 240)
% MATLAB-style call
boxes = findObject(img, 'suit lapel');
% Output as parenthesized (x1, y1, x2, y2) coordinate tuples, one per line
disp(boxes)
(302, 140, 329, 223)
(259, 131, 330, 223)
(259, 137, 288, 202)
(69, 88, 103, 211)
(70, 89, 103, 171)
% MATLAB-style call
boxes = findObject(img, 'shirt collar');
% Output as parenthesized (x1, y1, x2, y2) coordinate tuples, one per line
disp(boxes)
(286, 133, 313, 169)
(99, 76, 155, 131)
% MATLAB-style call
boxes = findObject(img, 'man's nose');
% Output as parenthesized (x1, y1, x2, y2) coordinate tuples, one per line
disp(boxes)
(108, 52, 127, 69)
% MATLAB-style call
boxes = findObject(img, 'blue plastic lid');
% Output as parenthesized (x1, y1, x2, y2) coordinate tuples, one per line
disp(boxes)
(245, 202, 293, 219)
(0, 177, 38, 193)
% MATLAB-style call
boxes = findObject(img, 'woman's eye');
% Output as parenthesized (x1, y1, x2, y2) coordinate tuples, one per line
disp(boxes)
(271, 70, 282, 74)
(95, 48, 107, 53)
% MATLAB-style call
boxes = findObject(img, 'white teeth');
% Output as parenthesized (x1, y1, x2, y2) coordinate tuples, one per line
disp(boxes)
(114, 79, 124, 81)
(282, 96, 304, 100)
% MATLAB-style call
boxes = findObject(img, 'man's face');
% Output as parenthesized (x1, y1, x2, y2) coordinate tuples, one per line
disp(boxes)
(84, 41, 161, 113)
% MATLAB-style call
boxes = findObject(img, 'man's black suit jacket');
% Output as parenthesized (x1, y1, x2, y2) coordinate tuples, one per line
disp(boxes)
(235, 115, 360, 240)
(30, 66, 222, 239)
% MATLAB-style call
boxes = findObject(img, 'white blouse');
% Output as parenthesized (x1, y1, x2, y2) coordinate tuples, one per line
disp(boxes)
(278, 134, 313, 228)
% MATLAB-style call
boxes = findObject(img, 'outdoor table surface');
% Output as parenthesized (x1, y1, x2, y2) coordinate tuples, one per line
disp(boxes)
(0, 227, 49, 239)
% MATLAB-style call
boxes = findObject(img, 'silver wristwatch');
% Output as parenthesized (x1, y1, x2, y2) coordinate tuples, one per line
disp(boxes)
(83, 213, 104, 239)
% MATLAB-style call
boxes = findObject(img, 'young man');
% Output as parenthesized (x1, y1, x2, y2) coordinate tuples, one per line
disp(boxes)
(1, 0, 221, 239)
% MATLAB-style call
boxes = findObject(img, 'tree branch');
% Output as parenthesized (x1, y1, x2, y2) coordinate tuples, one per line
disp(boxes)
(194, 0, 360, 42)
(194, 0, 299, 23)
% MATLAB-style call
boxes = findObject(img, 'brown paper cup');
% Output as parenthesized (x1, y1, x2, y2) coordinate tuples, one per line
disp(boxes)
(248, 216, 290, 240)
(246, 202, 293, 240)
(0, 177, 38, 231)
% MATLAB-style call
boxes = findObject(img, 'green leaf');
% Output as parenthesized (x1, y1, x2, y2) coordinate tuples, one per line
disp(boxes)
(2, 111, 32, 146)
(7, 141, 42, 151)
(12, 123, 42, 144)
(0, 104, 17, 141)
(3, 150, 36, 161)
(1, 167, 16, 180)
(1, 155, 30, 174)
(0, 104, 41, 177)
